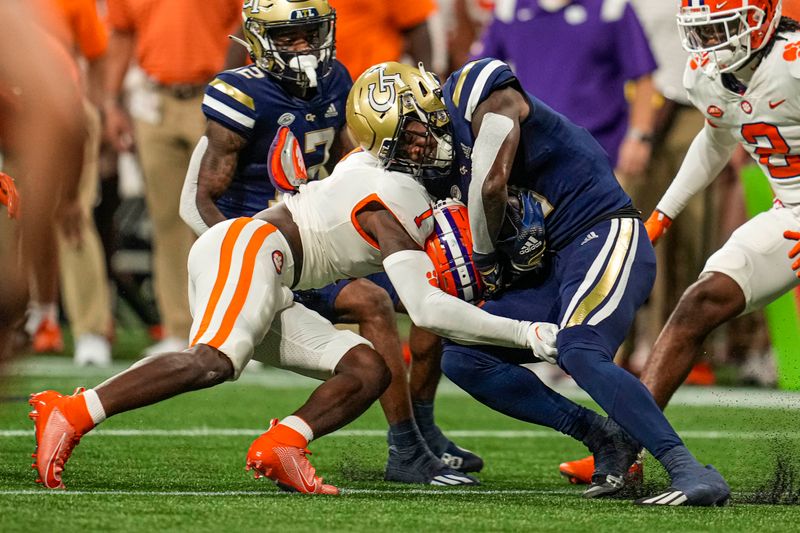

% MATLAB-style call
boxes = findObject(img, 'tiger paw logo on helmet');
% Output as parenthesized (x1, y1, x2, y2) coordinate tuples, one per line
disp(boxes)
(424, 199, 483, 303)
(784, 41, 800, 62)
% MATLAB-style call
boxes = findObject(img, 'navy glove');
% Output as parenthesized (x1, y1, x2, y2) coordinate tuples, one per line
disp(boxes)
(472, 250, 506, 300)
(497, 188, 546, 279)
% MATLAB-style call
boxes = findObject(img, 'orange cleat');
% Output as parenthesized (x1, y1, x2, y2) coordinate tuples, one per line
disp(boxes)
(28, 388, 93, 489)
(559, 454, 644, 485)
(245, 419, 338, 495)
(32, 318, 64, 353)
(685, 362, 716, 386)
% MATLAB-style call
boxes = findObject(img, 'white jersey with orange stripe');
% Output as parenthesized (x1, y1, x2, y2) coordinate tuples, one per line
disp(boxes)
(284, 150, 436, 290)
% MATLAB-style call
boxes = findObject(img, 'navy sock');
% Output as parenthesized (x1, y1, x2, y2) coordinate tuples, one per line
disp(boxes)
(388, 419, 428, 453)
(412, 401, 449, 456)
(441, 345, 601, 441)
(558, 343, 684, 460)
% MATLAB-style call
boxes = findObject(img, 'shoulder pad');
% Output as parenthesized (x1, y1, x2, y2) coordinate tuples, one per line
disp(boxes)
(375, 174, 434, 247)
(682, 54, 704, 91)
(778, 35, 800, 79)
(445, 58, 514, 122)
(207, 71, 257, 112)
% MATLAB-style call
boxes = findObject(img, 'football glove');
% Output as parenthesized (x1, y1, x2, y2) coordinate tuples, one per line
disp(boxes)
(268, 126, 308, 193)
(0, 172, 19, 219)
(497, 188, 546, 279)
(644, 210, 672, 245)
(526, 322, 558, 364)
(472, 250, 506, 299)
(784, 230, 800, 278)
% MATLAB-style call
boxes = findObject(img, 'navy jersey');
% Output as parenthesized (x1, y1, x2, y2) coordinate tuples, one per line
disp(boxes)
(201, 61, 352, 217)
(442, 59, 633, 250)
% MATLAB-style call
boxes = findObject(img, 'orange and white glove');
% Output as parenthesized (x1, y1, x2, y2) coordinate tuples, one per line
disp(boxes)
(0, 172, 19, 219)
(268, 126, 308, 193)
(644, 210, 672, 245)
(784, 230, 800, 278)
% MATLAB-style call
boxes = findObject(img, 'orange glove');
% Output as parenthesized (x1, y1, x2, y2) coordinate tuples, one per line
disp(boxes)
(644, 210, 672, 245)
(784, 230, 800, 278)
(0, 172, 19, 219)
(268, 126, 308, 193)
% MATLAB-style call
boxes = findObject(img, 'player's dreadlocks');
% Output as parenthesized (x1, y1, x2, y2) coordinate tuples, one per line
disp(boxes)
(761, 16, 800, 56)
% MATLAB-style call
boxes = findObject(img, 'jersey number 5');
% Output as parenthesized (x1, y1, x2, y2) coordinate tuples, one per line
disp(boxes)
(740, 122, 800, 179)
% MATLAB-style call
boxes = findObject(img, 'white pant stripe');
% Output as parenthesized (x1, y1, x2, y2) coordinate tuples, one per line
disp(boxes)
(588, 219, 638, 326)
(560, 219, 620, 329)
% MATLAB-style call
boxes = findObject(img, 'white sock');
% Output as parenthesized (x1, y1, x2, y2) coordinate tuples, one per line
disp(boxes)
(280, 415, 314, 443)
(40, 303, 58, 323)
(82, 389, 107, 425)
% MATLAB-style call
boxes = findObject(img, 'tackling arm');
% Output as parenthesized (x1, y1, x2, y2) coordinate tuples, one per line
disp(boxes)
(180, 120, 246, 236)
(367, 209, 552, 356)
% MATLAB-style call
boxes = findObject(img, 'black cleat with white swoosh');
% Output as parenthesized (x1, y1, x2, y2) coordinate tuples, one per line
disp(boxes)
(385, 445, 479, 486)
(635, 465, 730, 506)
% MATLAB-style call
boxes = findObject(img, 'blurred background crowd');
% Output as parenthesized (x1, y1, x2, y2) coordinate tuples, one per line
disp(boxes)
(2, 0, 797, 389)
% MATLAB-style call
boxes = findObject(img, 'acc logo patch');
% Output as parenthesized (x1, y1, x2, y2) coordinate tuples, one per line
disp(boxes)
(707, 105, 724, 118)
(278, 112, 295, 126)
(450, 185, 462, 200)
(272, 250, 284, 274)
(740, 101, 753, 114)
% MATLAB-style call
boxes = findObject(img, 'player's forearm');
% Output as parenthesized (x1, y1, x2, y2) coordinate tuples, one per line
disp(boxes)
(628, 74, 656, 139)
(383, 250, 529, 348)
(656, 127, 736, 219)
(469, 112, 515, 254)
(103, 30, 134, 105)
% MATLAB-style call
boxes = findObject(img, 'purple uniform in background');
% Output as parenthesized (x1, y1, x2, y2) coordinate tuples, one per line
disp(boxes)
(473, 0, 656, 165)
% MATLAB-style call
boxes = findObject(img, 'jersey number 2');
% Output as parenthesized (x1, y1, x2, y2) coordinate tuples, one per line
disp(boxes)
(740, 122, 800, 179)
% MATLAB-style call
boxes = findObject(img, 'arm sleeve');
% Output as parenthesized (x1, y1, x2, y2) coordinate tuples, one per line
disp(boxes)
(179, 136, 211, 236)
(383, 250, 530, 348)
(655, 123, 738, 218)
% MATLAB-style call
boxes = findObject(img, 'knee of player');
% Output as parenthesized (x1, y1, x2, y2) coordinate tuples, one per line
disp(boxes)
(440, 345, 486, 387)
(179, 344, 235, 386)
(336, 344, 391, 397)
(675, 273, 742, 328)
(347, 281, 396, 326)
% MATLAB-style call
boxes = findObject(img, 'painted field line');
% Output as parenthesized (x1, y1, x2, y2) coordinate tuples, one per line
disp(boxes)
(0, 488, 587, 497)
(1, 428, 798, 439)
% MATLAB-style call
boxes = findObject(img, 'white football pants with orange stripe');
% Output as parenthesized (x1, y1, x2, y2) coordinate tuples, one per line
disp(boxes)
(188, 217, 370, 380)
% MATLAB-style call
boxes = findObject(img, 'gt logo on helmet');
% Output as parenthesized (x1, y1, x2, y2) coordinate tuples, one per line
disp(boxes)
(367, 66, 403, 113)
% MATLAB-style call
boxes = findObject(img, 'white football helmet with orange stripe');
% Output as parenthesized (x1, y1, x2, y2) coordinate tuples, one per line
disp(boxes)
(425, 199, 483, 303)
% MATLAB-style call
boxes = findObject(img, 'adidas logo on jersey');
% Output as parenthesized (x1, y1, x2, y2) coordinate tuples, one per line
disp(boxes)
(581, 231, 599, 246)
(324, 103, 338, 118)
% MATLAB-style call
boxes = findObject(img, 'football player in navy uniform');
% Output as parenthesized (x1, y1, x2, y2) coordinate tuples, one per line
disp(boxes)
(373, 58, 730, 505)
(179, 0, 479, 485)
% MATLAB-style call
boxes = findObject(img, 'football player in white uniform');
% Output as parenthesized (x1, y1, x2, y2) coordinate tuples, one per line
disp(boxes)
(639, 1, 800, 411)
(27, 64, 558, 494)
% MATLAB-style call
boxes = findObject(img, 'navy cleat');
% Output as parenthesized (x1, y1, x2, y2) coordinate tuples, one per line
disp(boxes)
(581, 418, 642, 499)
(440, 440, 485, 473)
(384, 445, 480, 486)
(636, 465, 730, 507)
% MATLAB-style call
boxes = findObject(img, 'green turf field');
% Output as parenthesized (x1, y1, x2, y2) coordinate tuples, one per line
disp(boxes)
(2, 357, 800, 532)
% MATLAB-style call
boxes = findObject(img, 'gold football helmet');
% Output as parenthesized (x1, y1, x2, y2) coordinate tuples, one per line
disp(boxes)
(239, 0, 335, 88)
(346, 62, 453, 179)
